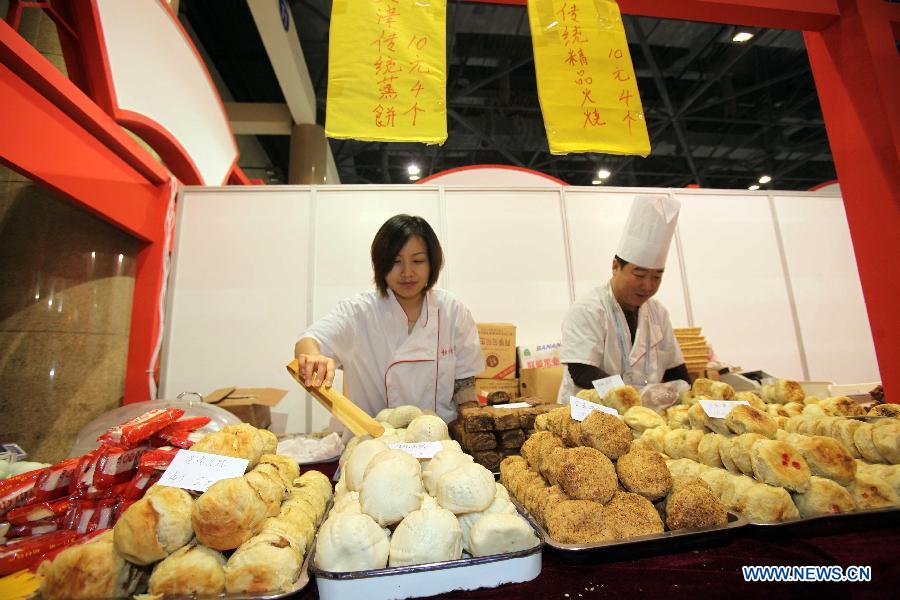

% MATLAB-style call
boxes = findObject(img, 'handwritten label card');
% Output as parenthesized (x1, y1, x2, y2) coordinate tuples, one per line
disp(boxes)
(569, 396, 619, 421)
(494, 402, 533, 409)
(592, 374, 625, 398)
(699, 400, 750, 419)
(388, 441, 444, 459)
(157, 450, 249, 492)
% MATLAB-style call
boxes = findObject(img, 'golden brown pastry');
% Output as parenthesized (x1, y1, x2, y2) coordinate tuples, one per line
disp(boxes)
(192, 476, 269, 550)
(246, 463, 288, 517)
(872, 421, 900, 464)
(580, 410, 632, 460)
(639, 425, 670, 454)
(730, 433, 766, 476)
(692, 378, 716, 397)
(737, 482, 800, 522)
(749, 439, 811, 492)
(725, 405, 777, 438)
(113, 484, 194, 565)
(848, 472, 899, 509)
(854, 423, 888, 463)
(539, 446, 569, 487)
(664, 478, 728, 530)
(763, 379, 805, 404)
(717, 436, 740, 474)
(225, 532, 303, 593)
(37, 531, 144, 600)
(819, 396, 866, 417)
(710, 381, 736, 401)
(868, 404, 900, 417)
(148, 542, 227, 596)
(663, 428, 688, 459)
(601, 491, 664, 539)
(259, 428, 278, 455)
(698, 468, 732, 497)
(562, 417, 585, 447)
(666, 405, 691, 429)
(622, 406, 667, 434)
(814, 416, 840, 437)
(790, 476, 855, 517)
(545, 499, 609, 544)
(790, 435, 856, 485)
(615, 448, 673, 501)
(556, 446, 617, 503)
(734, 391, 765, 411)
(698, 433, 725, 469)
(782, 402, 805, 417)
(520, 431, 563, 471)
(835, 419, 865, 459)
(258, 453, 301, 488)
(191, 423, 267, 469)
(719, 474, 756, 512)
(603, 385, 642, 414)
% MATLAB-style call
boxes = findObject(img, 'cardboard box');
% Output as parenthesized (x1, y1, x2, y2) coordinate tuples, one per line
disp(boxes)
(204, 387, 287, 429)
(476, 323, 516, 379)
(518, 366, 564, 404)
(517, 341, 561, 370)
(475, 378, 519, 402)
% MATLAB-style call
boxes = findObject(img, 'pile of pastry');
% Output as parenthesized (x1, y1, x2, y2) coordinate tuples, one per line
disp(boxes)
(501, 396, 729, 546)
(450, 402, 556, 470)
(631, 378, 899, 522)
(36, 424, 331, 599)
(315, 412, 538, 573)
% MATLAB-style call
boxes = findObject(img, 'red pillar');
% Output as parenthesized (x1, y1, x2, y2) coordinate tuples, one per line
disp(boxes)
(804, 0, 900, 399)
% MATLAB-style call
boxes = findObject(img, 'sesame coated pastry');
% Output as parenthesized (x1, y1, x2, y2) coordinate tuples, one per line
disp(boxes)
(555, 446, 617, 503)
(664, 478, 728, 530)
(615, 448, 673, 501)
(545, 499, 609, 545)
(600, 491, 664, 539)
(580, 411, 632, 460)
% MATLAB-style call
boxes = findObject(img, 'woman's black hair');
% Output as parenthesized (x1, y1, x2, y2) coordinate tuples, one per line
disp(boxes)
(371, 215, 444, 296)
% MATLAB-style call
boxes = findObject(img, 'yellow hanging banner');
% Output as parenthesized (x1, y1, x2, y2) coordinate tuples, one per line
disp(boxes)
(527, 0, 651, 156)
(325, 0, 447, 144)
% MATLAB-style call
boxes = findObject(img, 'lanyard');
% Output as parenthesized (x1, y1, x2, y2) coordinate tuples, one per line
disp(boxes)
(605, 284, 651, 382)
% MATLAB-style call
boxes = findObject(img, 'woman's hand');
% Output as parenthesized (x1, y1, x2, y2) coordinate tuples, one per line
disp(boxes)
(296, 353, 335, 387)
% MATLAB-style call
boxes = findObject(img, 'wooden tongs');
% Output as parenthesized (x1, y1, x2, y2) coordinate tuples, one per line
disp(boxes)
(286, 359, 384, 438)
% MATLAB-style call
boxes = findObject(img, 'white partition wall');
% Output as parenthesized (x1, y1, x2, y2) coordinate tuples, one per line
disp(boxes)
(160, 185, 879, 432)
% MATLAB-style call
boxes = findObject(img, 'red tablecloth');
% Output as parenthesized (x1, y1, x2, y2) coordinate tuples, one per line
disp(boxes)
(297, 464, 898, 599)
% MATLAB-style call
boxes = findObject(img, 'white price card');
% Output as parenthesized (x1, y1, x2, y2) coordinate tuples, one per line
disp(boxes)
(157, 450, 249, 492)
(388, 441, 444, 459)
(699, 399, 750, 419)
(569, 396, 619, 422)
(592, 374, 625, 398)
(494, 402, 533, 409)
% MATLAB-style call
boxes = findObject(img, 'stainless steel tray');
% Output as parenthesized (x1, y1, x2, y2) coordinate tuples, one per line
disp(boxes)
(515, 500, 746, 562)
(309, 509, 543, 600)
(745, 506, 900, 538)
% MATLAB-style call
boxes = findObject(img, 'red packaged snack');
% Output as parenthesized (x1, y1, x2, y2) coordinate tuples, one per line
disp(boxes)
(6, 498, 70, 526)
(67, 451, 99, 496)
(96, 408, 185, 448)
(121, 468, 162, 500)
(66, 501, 98, 535)
(32, 457, 81, 502)
(167, 416, 211, 432)
(0, 529, 79, 575)
(9, 520, 59, 539)
(138, 448, 179, 471)
(87, 498, 118, 532)
(0, 471, 42, 518)
(92, 445, 148, 489)
(151, 428, 193, 449)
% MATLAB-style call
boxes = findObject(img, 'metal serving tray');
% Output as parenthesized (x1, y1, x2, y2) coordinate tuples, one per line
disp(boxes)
(309, 510, 543, 600)
(745, 506, 900, 539)
(516, 501, 746, 562)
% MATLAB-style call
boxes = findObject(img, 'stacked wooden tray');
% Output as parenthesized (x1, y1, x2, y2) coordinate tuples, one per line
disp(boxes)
(674, 327, 709, 378)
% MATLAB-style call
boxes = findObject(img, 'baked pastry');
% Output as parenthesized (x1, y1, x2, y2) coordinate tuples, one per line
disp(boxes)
(603, 385, 642, 413)
(580, 411, 632, 460)
(834, 419, 865, 459)
(762, 379, 805, 404)
(790, 435, 856, 485)
(259, 428, 278, 455)
(315, 512, 390, 571)
(191, 423, 267, 469)
(406, 415, 450, 442)
(192, 477, 270, 551)
(623, 406, 666, 434)
(225, 531, 302, 593)
(545, 499, 609, 544)
(389, 495, 462, 567)
(692, 378, 716, 397)
(717, 436, 740, 473)
(37, 531, 144, 600)
(719, 474, 757, 511)
(734, 391, 765, 410)
(814, 416, 840, 437)
(678, 430, 705, 462)
(520, 431, 564, 472)
(245, 464, 288, 517)
(868, 404, 900, 417)
(615, 448, 672, 501)
(258, 454, 301, 488)
(149, 542, 226, 596)
(698, 468, 732, 497)
(639, 425, 670, 454)
(600, 491, 664, 539)
(554, 446, 617, 503)
(802, 404, 828, 418)
(469, 513, 539, 556)
(736, 482, 800, 522)
(848, 472, 899, 509)
(782, 402, 805, 417)
(663, 429, 688, 459)
(819, 396, 866, 417)
(561, 417, 585, 447)
(725, 405, 777, 438)
(664, 458, 708, 480)
(791, 476, 855, 517)
(749, 439, 811, 492)
(666, 405, 691, 429)
(435, 462, 496, 514)
(730, 433, 766, 476)
(114, 484, 194, 564)
(538, 446, 569, 487)
(853, 423, 888, 463)
(872, 421, 900, 464)
(709, 381, 735, 401)
(698, 433, 725, 468)
(664, 479, 727, 530)
(278, 498, 317, 550)
(296, 469, 333, 503)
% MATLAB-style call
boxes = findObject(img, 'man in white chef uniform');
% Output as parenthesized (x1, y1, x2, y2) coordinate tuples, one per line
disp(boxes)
(557, 195, 690, 403)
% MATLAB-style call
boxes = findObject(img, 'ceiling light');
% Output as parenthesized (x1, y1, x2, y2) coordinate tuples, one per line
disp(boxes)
(592, 180, 602, 185)
(748, 184, 760, 191)
(758, 175, 772, 184)
(409, 175, 420, 182)
(597, 169, 611, 179)
(732, 31, 754, 43)
(407, 164, 420, 176)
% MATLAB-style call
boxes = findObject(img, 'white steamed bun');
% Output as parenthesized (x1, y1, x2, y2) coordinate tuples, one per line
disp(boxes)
(388, 496, 463, 567)
(314, 512, 389, 572)
(406, 415, 449, 442)
(360, 450, 424, 526)
(435, 463, 495, 514)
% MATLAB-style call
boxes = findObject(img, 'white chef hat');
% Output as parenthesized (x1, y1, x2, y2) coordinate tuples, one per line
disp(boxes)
(616, 195, 681, 269)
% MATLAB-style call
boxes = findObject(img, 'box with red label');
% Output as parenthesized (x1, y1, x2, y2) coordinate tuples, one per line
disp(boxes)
(516, 341, 561, 370)
(475, 323, 516, 379)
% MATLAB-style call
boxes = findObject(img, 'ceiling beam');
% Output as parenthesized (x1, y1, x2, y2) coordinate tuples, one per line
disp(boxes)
(448, 109, 525, 166)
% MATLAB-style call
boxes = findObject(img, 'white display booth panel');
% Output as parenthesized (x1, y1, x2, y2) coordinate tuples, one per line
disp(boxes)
(160, 185, 876, 433)
(442, 189, 571, 345)
(565, 189, 689, 328)
(677, 191, 804, 379)
(772, 194, 879, 382)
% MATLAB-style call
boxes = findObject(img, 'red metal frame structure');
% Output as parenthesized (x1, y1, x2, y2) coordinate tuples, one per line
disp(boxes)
(1, 0, 898, 401)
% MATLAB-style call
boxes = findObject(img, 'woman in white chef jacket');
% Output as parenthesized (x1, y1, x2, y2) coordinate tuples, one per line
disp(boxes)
(295, 214, 484, 423)
(557, 196, 689, 403)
